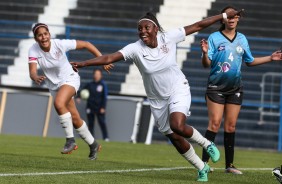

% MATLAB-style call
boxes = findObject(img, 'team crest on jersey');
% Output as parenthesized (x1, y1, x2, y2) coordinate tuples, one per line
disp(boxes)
(96, 85, 103, 92)
(217, 45, 225, 51)
(236, 46, 243, 54)
(160, 44, 169, 53)
(54, 50, 62, 59)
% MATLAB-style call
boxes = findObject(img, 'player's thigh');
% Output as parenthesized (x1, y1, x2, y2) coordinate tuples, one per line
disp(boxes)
(55, 85, 76, 105)
(206, 94, 225, 131)
(223, 103, 241, 132)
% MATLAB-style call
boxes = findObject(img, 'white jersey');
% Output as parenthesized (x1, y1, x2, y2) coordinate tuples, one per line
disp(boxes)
(120, 28, 187, 100)
(28, 39, 77, 90)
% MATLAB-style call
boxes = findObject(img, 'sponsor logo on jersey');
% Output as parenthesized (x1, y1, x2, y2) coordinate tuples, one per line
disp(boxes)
(208, 85, 218, 88)
(218, 45, 225, 51)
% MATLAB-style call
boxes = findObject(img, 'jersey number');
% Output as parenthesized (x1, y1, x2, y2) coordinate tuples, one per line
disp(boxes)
(228, 52, 234, 62)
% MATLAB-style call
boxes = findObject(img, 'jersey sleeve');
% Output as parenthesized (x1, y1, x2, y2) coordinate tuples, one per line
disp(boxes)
(59, 39, 77, 52)
(165, 27, 186, 43)
(242, 36, 254, 63)
(119, 42, 138, 61)
(28, 45, 38, 64)
(207, 34, 216, 61)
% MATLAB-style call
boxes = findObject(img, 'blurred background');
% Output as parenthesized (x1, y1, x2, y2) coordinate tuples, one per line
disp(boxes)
(0, 0, 282, 151)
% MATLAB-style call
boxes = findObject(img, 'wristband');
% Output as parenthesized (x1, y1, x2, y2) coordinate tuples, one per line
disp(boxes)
(222, 13, 227, 19)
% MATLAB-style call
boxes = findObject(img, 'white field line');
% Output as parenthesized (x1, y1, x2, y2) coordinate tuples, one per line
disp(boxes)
(0, 167, 273, 177)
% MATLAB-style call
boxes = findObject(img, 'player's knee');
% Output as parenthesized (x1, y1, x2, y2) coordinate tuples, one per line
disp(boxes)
(54, 100, 65, 113)
(209, 120, 221, 132)
(170, 121, 185, 134)
(225, 123, 236, 132)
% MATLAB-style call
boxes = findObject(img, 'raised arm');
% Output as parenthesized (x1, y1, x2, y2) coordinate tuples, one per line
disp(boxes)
(76, 40, 102, 57)
(200, 39, 211, 68)
(184, 9, 244, 35)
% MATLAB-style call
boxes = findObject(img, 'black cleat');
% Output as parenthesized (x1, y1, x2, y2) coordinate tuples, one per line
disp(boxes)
(89, 140, 101, 160)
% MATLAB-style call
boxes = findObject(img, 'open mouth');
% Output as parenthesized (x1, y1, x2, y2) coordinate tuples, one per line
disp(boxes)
(41, 40, 49, 46)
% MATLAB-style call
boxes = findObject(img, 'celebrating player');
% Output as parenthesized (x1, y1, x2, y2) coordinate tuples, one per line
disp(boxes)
(71, 10, 243, 181)
(28, 23, 102, 160)
(200, 6, 282, 174)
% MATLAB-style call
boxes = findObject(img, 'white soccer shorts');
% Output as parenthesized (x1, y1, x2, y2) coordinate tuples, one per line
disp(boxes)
(149, 79, 191, 135)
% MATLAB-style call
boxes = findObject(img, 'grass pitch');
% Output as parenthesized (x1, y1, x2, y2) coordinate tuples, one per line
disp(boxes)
(0, 134, 281, 184)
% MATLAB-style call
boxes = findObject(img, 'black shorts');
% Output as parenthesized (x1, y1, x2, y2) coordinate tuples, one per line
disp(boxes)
(206, 91, 243, 105)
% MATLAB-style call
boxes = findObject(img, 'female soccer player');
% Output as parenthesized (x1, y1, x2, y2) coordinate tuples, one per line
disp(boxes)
(71, 10, 243, 181)
(28, 23, 102, 160)
(200, 6, 282, 174)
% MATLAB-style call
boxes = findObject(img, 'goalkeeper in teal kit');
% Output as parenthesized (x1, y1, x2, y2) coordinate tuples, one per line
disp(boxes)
(200, 6, 282, 175)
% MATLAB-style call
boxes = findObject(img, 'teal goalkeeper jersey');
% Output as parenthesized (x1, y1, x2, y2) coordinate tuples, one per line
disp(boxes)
(206, 31, 254, 93)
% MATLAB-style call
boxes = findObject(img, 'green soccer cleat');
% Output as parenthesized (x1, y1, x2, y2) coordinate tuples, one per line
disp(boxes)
(206, 142, 220, 163)
(197, 163, 210, 182)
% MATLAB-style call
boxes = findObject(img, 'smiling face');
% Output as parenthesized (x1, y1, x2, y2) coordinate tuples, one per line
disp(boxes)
(223, 8, 240, 30)
(138, 20, 159, 48)
(34, 27, 51, 52)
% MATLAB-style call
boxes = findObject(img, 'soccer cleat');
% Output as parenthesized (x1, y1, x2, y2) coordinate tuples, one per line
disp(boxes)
(206, 142, 220, 163)
(197, 163, 210, 182)
(204, 162, 214, 173)
(225, 164, 243, 174)
(89, 140, 102, 160)
(61, 138, 78, 154)
(272, 166, 282, 183)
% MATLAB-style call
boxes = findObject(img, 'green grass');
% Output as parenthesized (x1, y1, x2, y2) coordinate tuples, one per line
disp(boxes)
(0, 134, 281, 184)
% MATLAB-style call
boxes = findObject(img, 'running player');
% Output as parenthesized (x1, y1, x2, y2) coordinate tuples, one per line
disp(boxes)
(200, 6, 282, 174)
(28, 23, 102, 160)
(71, 10, 243, 181)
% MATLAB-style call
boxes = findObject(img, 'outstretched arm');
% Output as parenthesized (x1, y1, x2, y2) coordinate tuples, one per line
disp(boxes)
(71, 51, 124, 70)
(184, 9, 244, 35)
(76, 40, 102, 57)
(246, 50, 282, 67)
(75, 40, 116, 73)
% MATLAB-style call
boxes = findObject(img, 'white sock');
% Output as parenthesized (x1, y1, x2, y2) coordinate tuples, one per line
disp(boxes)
(59, 112, 74, 138)
(182, 144, 205, 170)
(189, 127, 211, 149)
(76, 121, 94, 145)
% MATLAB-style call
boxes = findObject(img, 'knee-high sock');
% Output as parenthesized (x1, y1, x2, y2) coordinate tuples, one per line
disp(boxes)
(189, 127, 211, 149)
(76, 121, 95, 145)
(224, 132, 235, 168)
(182, 143, 205, 170)
(202, 130, 217, 162)
(59, 112, 74, 138)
